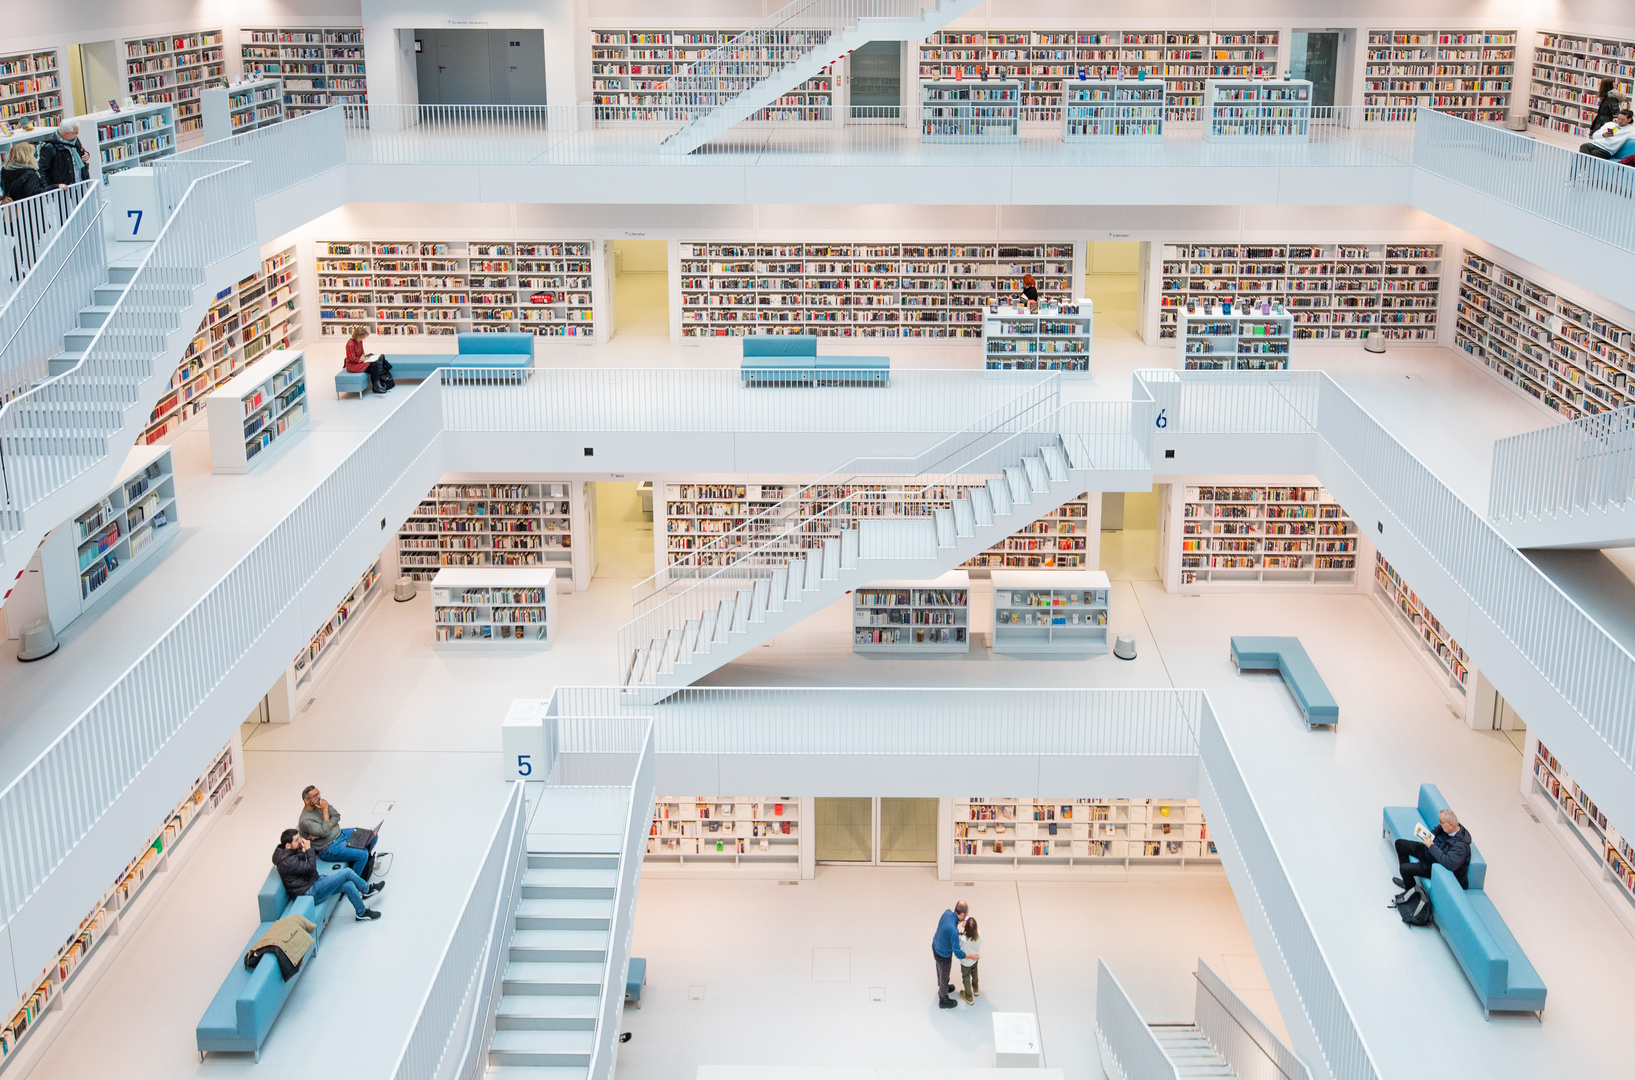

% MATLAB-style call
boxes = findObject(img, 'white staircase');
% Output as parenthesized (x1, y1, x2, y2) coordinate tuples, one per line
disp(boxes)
(658, 0, 984, 155)
(1149, 1025, 1237, 1078)
(620, 430, 1108, 691)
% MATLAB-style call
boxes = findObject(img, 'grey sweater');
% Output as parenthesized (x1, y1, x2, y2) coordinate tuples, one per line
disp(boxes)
(299, 803, 343, 849)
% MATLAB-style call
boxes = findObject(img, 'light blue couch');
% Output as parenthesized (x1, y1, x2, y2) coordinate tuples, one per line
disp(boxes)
(336, 332, 535, 397)
(1382, 782, 1487, 890)
(1427, 864, 1546, 1018)
(1229, 636, 1338, 727)
(195, 862, 345, 1060)
(740, 335, 889, 386)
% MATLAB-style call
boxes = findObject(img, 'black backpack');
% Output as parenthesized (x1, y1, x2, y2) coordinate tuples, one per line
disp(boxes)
(1395, 883, 1433, 927)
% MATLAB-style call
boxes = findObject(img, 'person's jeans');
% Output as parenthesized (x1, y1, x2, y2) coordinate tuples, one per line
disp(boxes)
(934, 948, 954, 1004)
(319, 828, 372, 879)
(961, 960, 980, 999)
(309, 868, 371, 916)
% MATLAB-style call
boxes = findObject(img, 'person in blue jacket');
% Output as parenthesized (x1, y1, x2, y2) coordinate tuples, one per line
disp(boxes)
(932, 900, 969, 1009)
(1392, 808, 1472, 902)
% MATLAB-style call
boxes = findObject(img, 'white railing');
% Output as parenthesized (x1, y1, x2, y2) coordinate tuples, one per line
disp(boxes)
(165, 106, 347, 201)
(1195, 958, 1311, 1080)
(1096, 959, 1180, 1080)
(1134, 368, 1321, 434)
(0, 182, 103, 408)
(1413, 108, 1635, 254)
(0, 378, 443, 925)
(389, 781, 527, 1080)
(1197, 700, 1381, 1080)
(1489, 405, 1635, 523)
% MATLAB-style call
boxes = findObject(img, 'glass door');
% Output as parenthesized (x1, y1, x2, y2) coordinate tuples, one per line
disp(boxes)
(848, 40, 902, 123)
(1291, 31, 1340, 108)
(816, 797, 939, 863)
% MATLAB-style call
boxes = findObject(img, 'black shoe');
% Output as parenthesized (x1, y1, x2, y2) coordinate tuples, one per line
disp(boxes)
(1392, 877, 1407, 890)
(938, 998, 958, 1009)
(371, 382, 387, 395)
(366, 880, 385, 897)
(356, 907, 382, 921)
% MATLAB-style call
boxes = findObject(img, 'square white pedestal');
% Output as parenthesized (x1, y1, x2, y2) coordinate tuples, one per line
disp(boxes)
(994, 1012, 1042, 1067)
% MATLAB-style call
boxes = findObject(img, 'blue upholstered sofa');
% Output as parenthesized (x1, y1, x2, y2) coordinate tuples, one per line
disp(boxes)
(1228, 636, 1339, 727)
(1382, 783, 1487, 890)
(336, 332, 535, 397)
(740, 335, 889, 386)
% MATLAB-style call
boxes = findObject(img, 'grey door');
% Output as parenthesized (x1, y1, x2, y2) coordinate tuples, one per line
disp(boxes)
(501, 32, 548, 106)
(416, 29, 546, 105)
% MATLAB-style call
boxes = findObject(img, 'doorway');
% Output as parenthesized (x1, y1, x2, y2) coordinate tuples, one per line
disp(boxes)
(1291, 31, 1341, 108)
(70, 41, 120, 115)
(591, 480, 654, 579)
(1101, 486, 1161, 580)
(611, 239, 669, 338)
(414, 29, 547, 105)
(1084, 241, 1140, 338)
(815, 796, 939, 864)
(848, 40, 902, 121)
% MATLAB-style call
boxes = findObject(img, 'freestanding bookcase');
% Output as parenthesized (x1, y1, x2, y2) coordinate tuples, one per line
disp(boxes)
(1178, 307, 1294, 369)
(982, 301, 1093, 375)
(990, 569, 1111, 657)
(1062, 79, 1165, 142)
(200, 78, 283, 142)
(853, 571, 971, 654)
(81, 102, 176, 178)
(920, 80, 1021, 143)
(431, 567, 557, 649)
(1204, 79, 1312, 142)
(206, 348, 307, 473)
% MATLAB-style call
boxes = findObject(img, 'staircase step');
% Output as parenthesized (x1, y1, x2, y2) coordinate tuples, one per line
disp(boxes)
(971, 486, 995, 527)
(105, 265, 138, 284)
(485, 1068, 589, 1080)
(987, 476, 1013, 517)
(78, 305, 116, 328)
(1041, 443, 1070, 481)
(489, 1027, 596, 1066)
(496, 994, 600, 1028)
(92, 284, 128, 305)
(502, 962, 606, 995)
(1022, 454, 1049, 492)
(521, 867, 617, 898)
(515, 897, 614, 929)
(510, 929, 610, 963)
(528, 853, 619, 870)
(1004, 465, 1032, 504)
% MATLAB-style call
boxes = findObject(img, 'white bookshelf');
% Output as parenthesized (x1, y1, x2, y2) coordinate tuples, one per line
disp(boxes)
(1454, 249, 1632, 420)
(206, 348, 307, 474)
(123, 30, 223, 142)
(680, 242, 1074, 339)
(290, 560, 382, 706)
(991, 570, 1110, 657)
(919, 30, 1279, 118)
(1527, 737, 1635, 936)
(430, 567, 556, 649)
(1205, 79, 1311, 141)
(317, 240, 594, 339)
(1063, 79, 1165, 141)
(921, 80, 1021, 143)
(1158, 243, 1443, 343)
(82, 103, 176, 178)
(1373, 553, 1470, 705)
(143, 245, 300, 445)
(200, 78, 283, 142)
(0, 734, 239, 1066)
(0, 48, 64, 129)
(240, 28, 367, 116)
(854, 571, 970, 654)
(953, 798, 1217, 869)
(1529, 31, 1635, 139)
(983, 301, 1092, 375)
(1364, 30, 1516, 123)
(1178, 307, 1292, 370)
(1167, 483, 1360, 590)
(962, 493, 1092, 571)
(399, 480, 587, 590)
(590, 29, 833, 123)
(32, 447, 178, 635)
(646, 796, 801, 869)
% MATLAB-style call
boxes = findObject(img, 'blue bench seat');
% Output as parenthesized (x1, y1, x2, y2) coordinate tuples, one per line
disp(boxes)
(626, 956, 647, 1008)
(1229, 636, 1338, 727)
(1428, 864, 1546, 1018)
(1382, 783, 1487, 891)
(338, 332, 535, 397)
(740, 335, 889, 386)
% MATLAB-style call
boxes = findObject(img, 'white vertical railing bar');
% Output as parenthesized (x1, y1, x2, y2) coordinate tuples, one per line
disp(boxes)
(1095, 958, 1181, 1080)
(165, 107, 347, 200)
(1195, 957, 1312, 1080)
(0, 182, 104, 410)
(1489, 406, 1635, 523)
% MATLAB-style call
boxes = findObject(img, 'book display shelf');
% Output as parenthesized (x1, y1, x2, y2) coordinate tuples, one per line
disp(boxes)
(143, 245, 299, 445)
(921, 81, 1021, 142)
(0, 736, 238, 1066)
(430, 567, 557, 648)
(680, 242, 1074, 338)
(1454, 249, 1633, 420)
(83, 103, 175, 178)
(200, 78, 284, 142)
(1158, 243, 1443, 342)
(1527, 737, 1635, 936)
(1205, 79, 1311, 141)
(962, 494, 1092, 570)
(124, 30, 223, 141)
(1062, 79, 1165, 140)
(1363, 30, 1516, 122)
(953, 798, 1217, 869)
(317, 240, 594, 339)
(1373, 553, 1470, 704)
(1169, 484, 1359, 589)
(1177, 307, 1293, 370)
(206, 349, 307, 473)
(0, 48, 63, 128)
(590, 30, 833, 123)
(983, 301, 1092, 375)
(1530, 31, 1635, 138)
(647, 797, 801, 870)
(290, 560, 382, 708)
(990, 570, 1110, 657)
(919, 30, 1279, 118)
(399, 481, 586, 590)
(240, 28, 367, 115)
(854, 571, 970, 654)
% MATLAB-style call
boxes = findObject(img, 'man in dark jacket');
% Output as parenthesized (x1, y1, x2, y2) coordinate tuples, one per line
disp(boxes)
(273, 828, 384, 921)
(38, 122, 89, 187)
(1392, 808, 1472, 900)
(931, 900, 969, 1009)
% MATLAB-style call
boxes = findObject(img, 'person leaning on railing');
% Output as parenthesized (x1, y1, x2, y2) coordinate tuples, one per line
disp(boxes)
(38, 121, 89, 187)
(1, 143, 51, 201)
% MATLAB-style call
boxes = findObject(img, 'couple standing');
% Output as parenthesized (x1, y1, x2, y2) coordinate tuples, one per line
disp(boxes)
(932, 900, 982, 1008)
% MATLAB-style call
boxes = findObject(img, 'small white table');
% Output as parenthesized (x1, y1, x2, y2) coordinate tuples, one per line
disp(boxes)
(993, 1012, 1043, 1067)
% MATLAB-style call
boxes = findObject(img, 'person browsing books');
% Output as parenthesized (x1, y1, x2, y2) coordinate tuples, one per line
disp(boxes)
(299, 785, 381, 881)
(344, 326, 395, 394)
(1392, 808, 1472, 903)
(1019, 273, 1039, 304)
(273, 829, 384, 921)
(957, 917, 982, 1005)
(932, 900, 969, 1009)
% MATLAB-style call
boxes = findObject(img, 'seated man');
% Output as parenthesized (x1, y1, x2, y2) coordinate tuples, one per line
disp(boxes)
(274, 829, 384, 922)
(298, 785, 381, 881)
(1582, 108, 1635, 160)
(1392, 808, 1472, 903)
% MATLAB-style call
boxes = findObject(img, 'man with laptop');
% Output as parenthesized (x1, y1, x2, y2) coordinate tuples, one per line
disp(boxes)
(298, 785, 387, 882)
